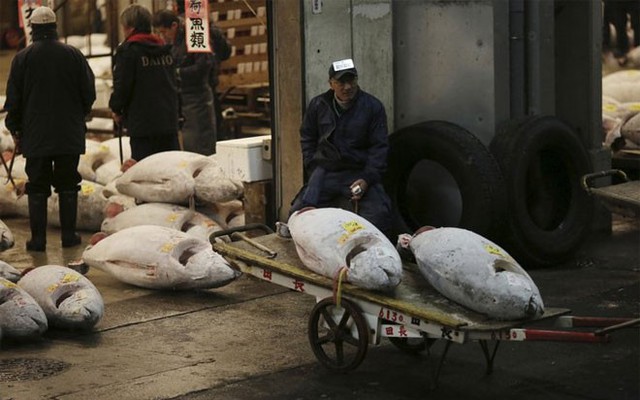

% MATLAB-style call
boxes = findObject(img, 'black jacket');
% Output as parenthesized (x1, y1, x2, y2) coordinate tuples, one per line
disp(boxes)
(300, 89, 389, 186)
(4, 26, 96, 158)
(109, 33, 179, 137)
(170, 27, 215, 93)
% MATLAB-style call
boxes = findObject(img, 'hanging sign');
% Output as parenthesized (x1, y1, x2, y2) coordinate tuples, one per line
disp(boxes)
(184, 0, 211, 53)
(18, 0, 42, 46)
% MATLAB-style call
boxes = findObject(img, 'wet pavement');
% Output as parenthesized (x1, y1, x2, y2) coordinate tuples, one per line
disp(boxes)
(0, 215, 638, 400)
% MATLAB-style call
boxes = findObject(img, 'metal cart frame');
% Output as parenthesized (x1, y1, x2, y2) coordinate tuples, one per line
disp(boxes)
(212, 227, 639, 386)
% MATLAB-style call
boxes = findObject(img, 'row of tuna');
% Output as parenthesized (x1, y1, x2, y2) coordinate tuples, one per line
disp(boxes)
(1, 206, 545, 341)
(287, 207, 544, 321)
(0, 223, 242, 341)
(0, 136, 246, 232)
(1, 263, 104, 340)
(602, 69, 640, 149)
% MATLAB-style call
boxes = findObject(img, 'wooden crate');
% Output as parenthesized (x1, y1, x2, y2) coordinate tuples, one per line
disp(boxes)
(210, 0, 269, 91)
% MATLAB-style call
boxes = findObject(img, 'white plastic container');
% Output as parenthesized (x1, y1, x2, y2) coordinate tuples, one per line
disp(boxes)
(216, 136, 272, 182)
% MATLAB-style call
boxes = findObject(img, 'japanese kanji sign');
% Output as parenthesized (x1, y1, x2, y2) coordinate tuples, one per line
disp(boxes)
(184, 0, 211, 53)
(18, 0, 42, 46)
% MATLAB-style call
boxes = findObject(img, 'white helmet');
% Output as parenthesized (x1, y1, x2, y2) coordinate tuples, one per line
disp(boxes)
(30, 6, 57, 25)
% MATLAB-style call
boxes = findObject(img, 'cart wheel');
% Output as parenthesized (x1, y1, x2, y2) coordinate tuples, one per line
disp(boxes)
(388, 337, 435, 355)
(307, 298, 369, 372)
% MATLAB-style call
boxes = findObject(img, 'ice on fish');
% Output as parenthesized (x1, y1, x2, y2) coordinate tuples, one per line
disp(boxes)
(115, 151, 210, 204)
(0, 178, 28, 217)
(0, 260, 21, 282)
(408, 227, 544, 320)
(82, 225, 240, 290)
(101, 202, 223, 241)
(1, 218, 15, 250)
(194, 160, 244, 204)
(288, 207, 402, 292)
(18, 265, 104, 330)
(78, 139, 111, 182)
(0, 277, 48, 339)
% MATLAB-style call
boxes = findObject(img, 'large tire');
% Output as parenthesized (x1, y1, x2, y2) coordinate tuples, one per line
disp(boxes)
(384, 121, 506, 240)
(489, 116, 594, 268)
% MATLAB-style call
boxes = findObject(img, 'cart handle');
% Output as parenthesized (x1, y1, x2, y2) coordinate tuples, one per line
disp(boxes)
(581, 169, 629, 194)
(209, 223, 274, 243)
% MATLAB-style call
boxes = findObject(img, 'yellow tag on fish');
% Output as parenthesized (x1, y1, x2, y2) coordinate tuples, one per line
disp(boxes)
(629, 103, 640, 111)
(178, 161, 188, 168)
(166, 213, 178, 222)
(342, 220, 364, 234)
(602, 104, 617, 113)
(484, 244, 507, 258)
(1, 280, 17, 288)
(81, 183, 94, 196)
(338, 220, 365, 244)
(62, 273, 80, 284)
(160, 242, 175, 253)
(47, 283, 59, 292)
(100, 144, 109, 152)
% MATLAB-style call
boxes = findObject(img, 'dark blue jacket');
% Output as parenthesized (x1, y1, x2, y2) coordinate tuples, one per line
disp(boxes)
(300, 88, 389, 186)
(4, 26, 95, 158)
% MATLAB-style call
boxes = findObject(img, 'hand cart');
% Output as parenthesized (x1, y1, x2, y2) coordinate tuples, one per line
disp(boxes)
(211, 227, 639, 386)
(582, 169, 640, 218)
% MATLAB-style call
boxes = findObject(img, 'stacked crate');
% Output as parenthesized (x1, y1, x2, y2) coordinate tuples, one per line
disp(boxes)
(211, 0, 268, 91)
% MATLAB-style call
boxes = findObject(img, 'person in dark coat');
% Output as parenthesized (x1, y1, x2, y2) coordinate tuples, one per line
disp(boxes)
(288, 59, 392, 236)
(175, 1, 232, 139)
(153, 10, 217, 155)
(109, 4, 180, 161)
(3, 6, 96, 251)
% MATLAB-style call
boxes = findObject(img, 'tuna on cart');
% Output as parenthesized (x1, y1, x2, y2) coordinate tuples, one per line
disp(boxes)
(211, 225, 639, 386)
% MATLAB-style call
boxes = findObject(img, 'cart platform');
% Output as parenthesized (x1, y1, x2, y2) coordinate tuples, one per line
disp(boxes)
(213, 233, 568, 332)
(212, 230, 639, 377)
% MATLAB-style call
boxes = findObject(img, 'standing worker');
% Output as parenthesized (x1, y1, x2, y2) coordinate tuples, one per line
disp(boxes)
(109, 4, 181, 162)
(153, 10, 217, 155)
(3, 6, 96, 251)
(175, 1, 232, 141)
(288, 59, 393, 237)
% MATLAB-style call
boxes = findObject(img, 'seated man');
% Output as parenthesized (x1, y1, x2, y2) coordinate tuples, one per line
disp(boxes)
(288, 59, 392, 237)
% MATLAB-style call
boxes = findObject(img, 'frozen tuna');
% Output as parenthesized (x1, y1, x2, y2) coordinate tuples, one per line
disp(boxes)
(288, 207, 402, 291)
(18, 265, 104, 330)
(1, 218, 14, 250)
(78, 139, 111, 182)
(100, 202, 223, 242)
(0, 260, 20, 282)
(0, 277, 48, 339)
(82, 225, 240, 290)
(408, 227, 544, 320)
(47, 180, 137, 232)
(194, 159, 244, 204)
(115, 151, 210, 204)
(0, 178, 28, 217)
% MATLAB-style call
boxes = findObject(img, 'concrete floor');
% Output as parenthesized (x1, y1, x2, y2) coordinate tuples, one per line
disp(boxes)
(0, 215, 639, 400)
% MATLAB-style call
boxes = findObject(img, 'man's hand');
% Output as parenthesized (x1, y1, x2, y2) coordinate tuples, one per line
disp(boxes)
(111, 112, 123, 126)
(350, 178, 368, 200)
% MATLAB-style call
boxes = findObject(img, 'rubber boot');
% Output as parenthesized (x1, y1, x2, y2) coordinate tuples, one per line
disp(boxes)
(26, 193, 48, 252)
(59, 191, 81, 247)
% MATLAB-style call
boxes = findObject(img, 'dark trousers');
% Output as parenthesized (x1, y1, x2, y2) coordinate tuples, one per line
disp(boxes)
(289, 169, 392, 235)
(130, 134, 180, 161)
(25, 155, 81, 195)
(181, 87, 217, 155)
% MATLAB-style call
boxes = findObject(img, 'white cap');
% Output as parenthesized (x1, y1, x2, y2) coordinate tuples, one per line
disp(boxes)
(31, 6, 57, 25)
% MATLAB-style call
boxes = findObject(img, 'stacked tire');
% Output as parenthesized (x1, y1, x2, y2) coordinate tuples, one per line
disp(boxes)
(385, 116, 594, 269)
